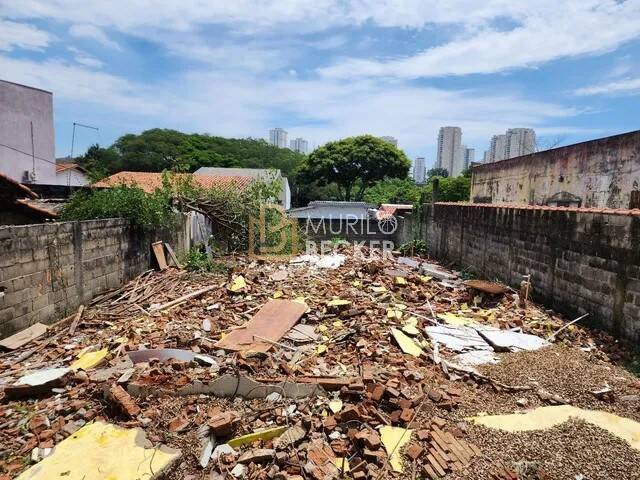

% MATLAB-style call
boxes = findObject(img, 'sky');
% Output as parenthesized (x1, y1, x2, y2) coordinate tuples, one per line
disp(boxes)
(1, 0, 640, 167)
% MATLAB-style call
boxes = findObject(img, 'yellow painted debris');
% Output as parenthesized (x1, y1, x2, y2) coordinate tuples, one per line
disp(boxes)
(318, 325, 328, 333)
(228, 426, 287, 448)
(402, 317, 420, 336)
(16, 421, 180, 480)
(352, 280, 361, 287)
(332, 320, 343, 328)
(469, 405, 640, 450)
(329, 399, 343, 414)
(380, 425, 412, 473)
(228, 276, 247, 292)
(317, 344, 328, 355)
(334, 458, 350, 473)
(420, 275, 432, 283)
(70, 348, 108, 371)
(437, 312, 476, 326)
(273, 290, 283, 299)
(371, 286, 387, 293)
(394, 276, 407, 286)
(390, 328, 423, 357)
(387, 308, 403, 320)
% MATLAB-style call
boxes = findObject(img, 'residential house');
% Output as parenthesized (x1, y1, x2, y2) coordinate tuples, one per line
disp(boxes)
(55, 162, 90, 187)
(194, 167, 291, 209)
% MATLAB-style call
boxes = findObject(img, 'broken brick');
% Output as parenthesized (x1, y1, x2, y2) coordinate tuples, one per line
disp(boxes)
(105, 384, 140, 418)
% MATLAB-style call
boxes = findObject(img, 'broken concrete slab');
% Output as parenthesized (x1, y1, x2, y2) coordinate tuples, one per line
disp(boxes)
(420, 262, 457, 281)
(425, 325, 492, 352)
(476, 327, 550, 352)
(15, 421, 180, 480)
(127, 373, 326, 399)
(284, 324, 320, 343)
(4, 367, 71, 400)
(238, 448, 275, 464)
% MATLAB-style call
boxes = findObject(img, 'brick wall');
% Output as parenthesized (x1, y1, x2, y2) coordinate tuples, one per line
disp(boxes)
(0, 217, 189, 338)
(422, 203, 640, 342)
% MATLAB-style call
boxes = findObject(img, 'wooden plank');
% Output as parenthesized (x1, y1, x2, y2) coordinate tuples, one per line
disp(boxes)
(152, 241, 168, 270)
(427, 454, 447, 477)
(215, 300, 307, 354)
(430, 442, 450, 463)
(164, 242, 182, 269)
(68, 305, 85, 335)
(422, 464, 440, 480)
(428, 447, 449, 472)
(0, 323, 47, 350)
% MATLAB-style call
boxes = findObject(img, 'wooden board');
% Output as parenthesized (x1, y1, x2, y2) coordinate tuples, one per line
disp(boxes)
(215, 300, 307, 353)
(164, 242, 182, 268)
(151, 241, 168, 270)
(0, 322, 47, 350)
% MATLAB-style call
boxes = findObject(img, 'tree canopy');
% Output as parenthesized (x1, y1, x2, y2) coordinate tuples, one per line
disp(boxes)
(77, 128, 306, 179)
(363, 178, 423, 205)
(300, 135, 411, 201)
(426, 167, 449, 179)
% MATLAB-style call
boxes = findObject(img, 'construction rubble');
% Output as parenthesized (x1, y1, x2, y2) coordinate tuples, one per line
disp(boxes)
(1, 247, 640, 480)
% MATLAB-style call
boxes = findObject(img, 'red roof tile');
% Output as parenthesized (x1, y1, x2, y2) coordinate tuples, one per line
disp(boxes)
(56, 162, 86, 174)
(93, 171, 253, 194)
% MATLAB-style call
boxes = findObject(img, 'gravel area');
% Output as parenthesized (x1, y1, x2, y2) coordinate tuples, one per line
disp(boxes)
(476, 344, 640, 420)
(450, 419, 640, 480)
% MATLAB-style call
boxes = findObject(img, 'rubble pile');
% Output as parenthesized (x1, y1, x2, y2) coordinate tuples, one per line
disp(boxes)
(1, 247, 639, 480)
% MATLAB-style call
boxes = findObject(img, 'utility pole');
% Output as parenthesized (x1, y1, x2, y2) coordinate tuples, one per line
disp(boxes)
(70, 122, 100, 159)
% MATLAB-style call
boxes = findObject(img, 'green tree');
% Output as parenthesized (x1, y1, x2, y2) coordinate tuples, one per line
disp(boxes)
(423, 175, 471, 202)
(427, 167, 449, 179)
(76, 129, 306, 179)
(363, 178, 422, 205)
(300, 135, 411, 201)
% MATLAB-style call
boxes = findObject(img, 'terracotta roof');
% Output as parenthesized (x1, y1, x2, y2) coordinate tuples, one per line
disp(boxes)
(376, 203, 413, 219)
(0, 171, 38, 199)
(434, 202, 640, 217)
(56, 162, 87, 174)
(93, 172, 253, 194)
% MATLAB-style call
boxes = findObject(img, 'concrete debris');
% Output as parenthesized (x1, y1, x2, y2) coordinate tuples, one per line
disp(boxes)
(1, 249, 636, 479)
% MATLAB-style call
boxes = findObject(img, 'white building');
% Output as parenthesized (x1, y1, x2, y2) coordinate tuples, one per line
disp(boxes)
(269, 128, 288, 148)
(436, 126, 463, 176)
(463, 147, 475, 171)
(487, 134, 507, 163)
(290, 137, 308, 154)
(0, 80, 56, 185)
(506, 128, 536, 158)
(380, 136, 398, 147)
(413, 157, 426, 184)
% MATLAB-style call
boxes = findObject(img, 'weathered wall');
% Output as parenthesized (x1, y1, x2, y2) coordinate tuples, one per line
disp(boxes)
(423, 203, 640, 342)
(471, 130, 640, 209)
(0, 217, 189, 338)
(0, 80, 56, 185)
(298, 216, 410, 247)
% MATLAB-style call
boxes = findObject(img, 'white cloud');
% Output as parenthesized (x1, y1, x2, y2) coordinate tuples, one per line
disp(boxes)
(69, 24, 120, 49)
(0, 20, 51, 51)
(574, 77, 640, 96)
(67, 47, 104, 68)
(0, 55, 161, 115)
(320, 1, 640, 79)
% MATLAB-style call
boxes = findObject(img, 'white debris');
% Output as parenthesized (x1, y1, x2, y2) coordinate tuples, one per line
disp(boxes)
(16, 367, 70, 386)
(211, 444, 236, 461)
(231, 463, 247, 478)
(476, 327, 550, 352)
(265, 392, 283, 402)
(425, 325, 492, 352)
(453, 350, 499, 366)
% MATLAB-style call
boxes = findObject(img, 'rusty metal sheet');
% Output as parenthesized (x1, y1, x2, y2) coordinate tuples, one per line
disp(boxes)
(464, 279, 509, 295)
(215, 299, 307, 353)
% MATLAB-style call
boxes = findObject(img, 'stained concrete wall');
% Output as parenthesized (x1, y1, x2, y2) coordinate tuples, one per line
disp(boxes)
(471, 130, 640, 209)
(0, 217, 189, 338)
(423, 203, 640, 342)
(0, 80, 56, 185)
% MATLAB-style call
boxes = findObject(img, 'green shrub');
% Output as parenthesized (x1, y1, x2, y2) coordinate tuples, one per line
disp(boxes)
(60, 184, 175, 227)
(399, 239, 428, 256)
(184, 247, 228, 273)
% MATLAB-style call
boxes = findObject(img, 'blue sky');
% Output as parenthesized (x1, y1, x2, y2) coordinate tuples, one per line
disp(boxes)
(1, 1, 640, 168)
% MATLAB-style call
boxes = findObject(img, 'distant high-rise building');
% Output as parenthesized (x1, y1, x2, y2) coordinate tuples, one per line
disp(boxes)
(269, 128, 288, 148)
(413, 157, 426, 184)
(290, 137, 308, 154)
(482, 151, 489, 163)
(463, 147, 475, 170)
(505, 128, 536, 158)
(437, 126, 463, 176)
(380, 136, 398, 147)
(488, 134, 507, 163)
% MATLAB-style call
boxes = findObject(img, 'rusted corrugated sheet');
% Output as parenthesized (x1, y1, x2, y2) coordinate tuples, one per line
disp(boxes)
(215, 299, 307, 353)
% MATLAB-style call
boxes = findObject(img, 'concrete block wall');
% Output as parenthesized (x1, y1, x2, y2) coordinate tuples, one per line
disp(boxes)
(0, 217, 188, 338)
(423, 203, 640, 342)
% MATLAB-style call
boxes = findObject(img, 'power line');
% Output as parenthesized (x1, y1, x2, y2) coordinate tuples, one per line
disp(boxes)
(0, 142, 59, 166)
